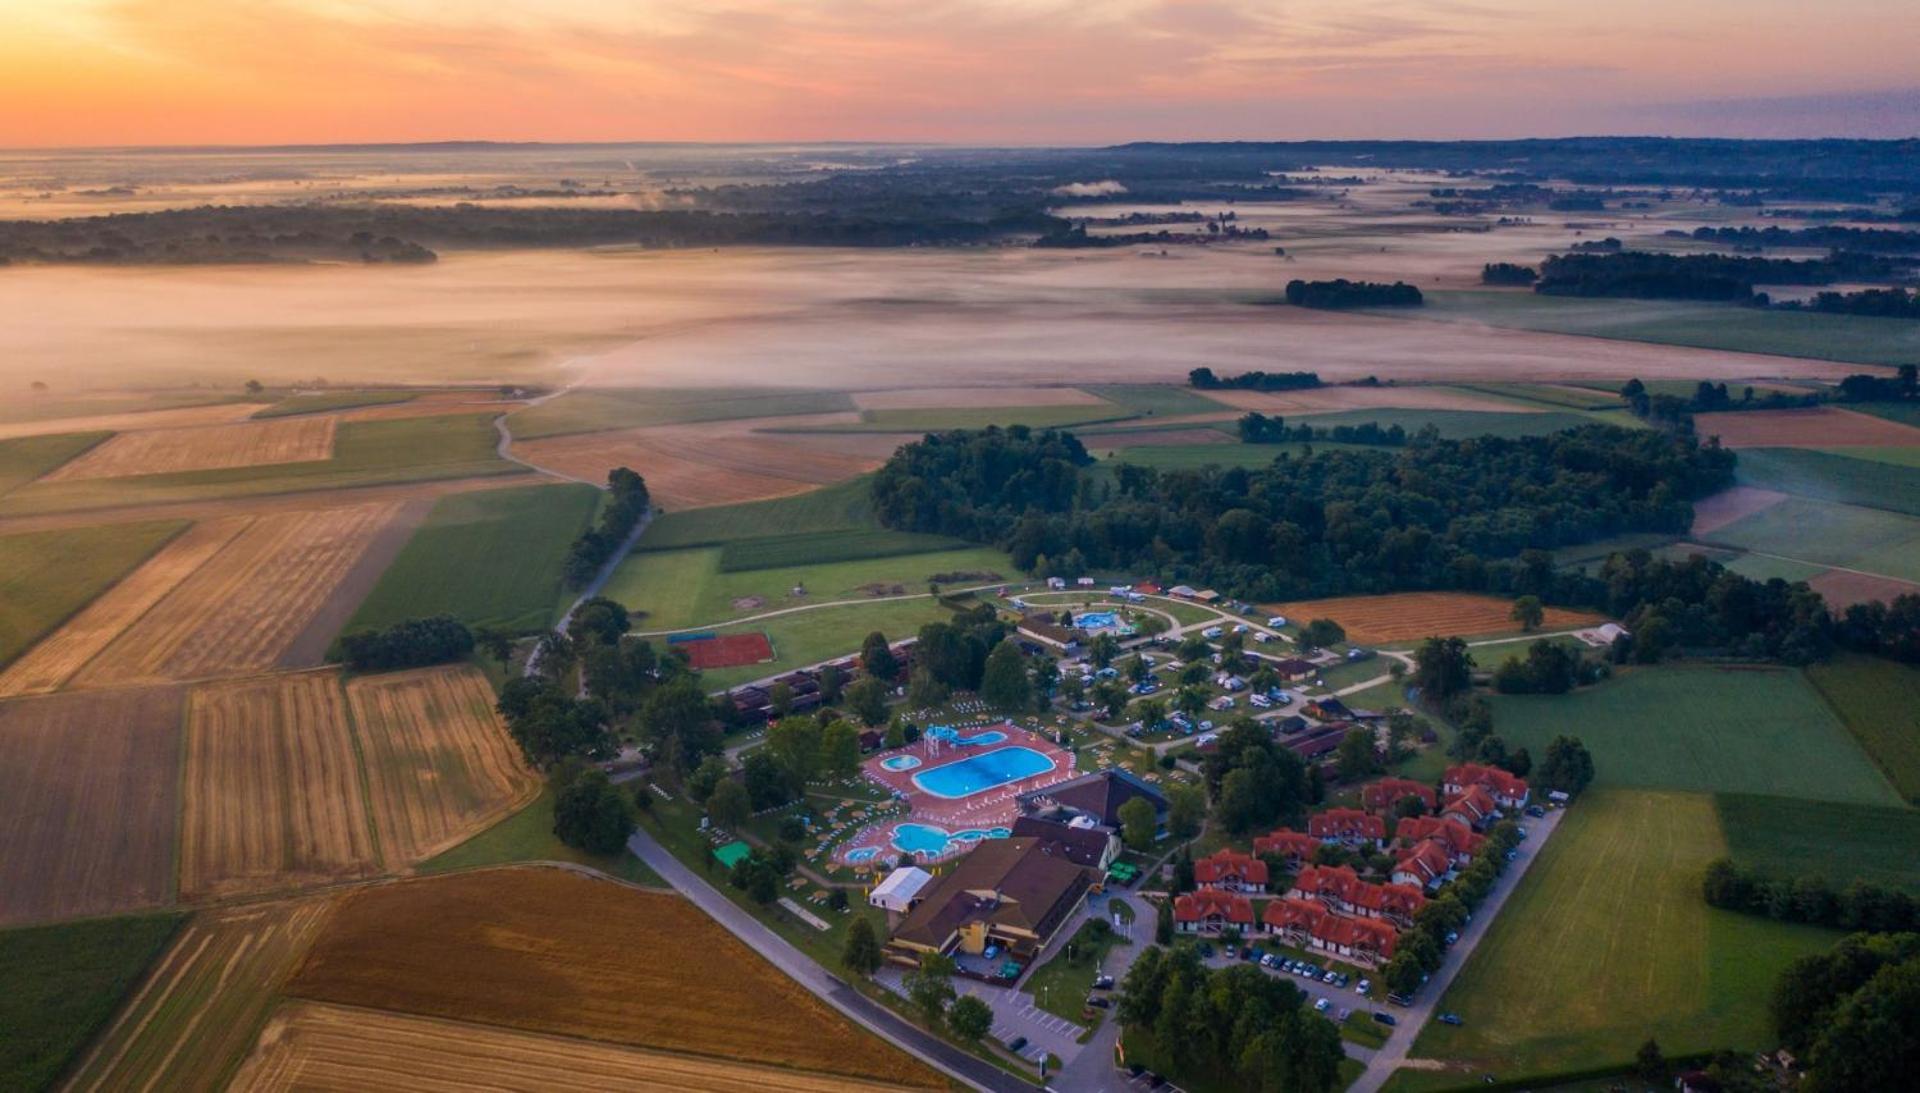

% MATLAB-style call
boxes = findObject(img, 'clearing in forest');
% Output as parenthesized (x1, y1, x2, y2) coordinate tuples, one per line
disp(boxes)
(1269, 591, 1602, 644)
(42, 416, 337, 481)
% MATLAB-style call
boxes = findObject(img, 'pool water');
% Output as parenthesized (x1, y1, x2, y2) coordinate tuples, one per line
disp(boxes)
(926, 726, 1008, 747)
(880, 755, 922, 772)
(892, 822, 1013, 857)
(911, 746, 1056, 799)
(844, 847, 880, 863)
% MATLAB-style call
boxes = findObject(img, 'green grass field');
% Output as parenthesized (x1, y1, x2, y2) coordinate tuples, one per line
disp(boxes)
(1413, 789, 1840, 1076)
(635, 476, 877, 551)
(1734, 447, 1920, 518)
(341, 482, 601, 635)
(1489, 666, 1903, 806)
(1806, 654, 1920, 804)
(421, 787, 664, 886)
(0, 432, 110, 495)
(792, 403, 1132, 433)
(1409, 289, 1920, 368)
(250, 389, 416, 418)
(1850, 402, 1920, 429)
(1287, 407, 1608, 440)
(507, 387, 856, 439)
(0, 413, 525, 515)
(1715, 793, 1920, 892)
(1454, 383, 1624, 411)
(1080, 384, 1231, 417)
(717, 528, 975, 572)
(705, 598, 968, 689)
(0, 913, 184, 1092)
(0, 520, 184, 667)
(1815, 445, 1920, 468)
(1702, 496, 1920, 581)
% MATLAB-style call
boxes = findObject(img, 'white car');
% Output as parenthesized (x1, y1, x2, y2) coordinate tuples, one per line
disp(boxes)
(1202, 626, 1224, 639)
(1267, 616, 1289, 628)
(1314, 998, 1331, 1013)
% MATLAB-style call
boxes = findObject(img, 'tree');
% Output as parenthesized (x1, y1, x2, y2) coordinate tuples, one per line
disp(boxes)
(473, 625, 514, 662)
(552, 768, 635, 855)
(1635, 1039, 1667, 1084)
(1155, 896, 1175, 944)
(706, 778, 750, 830)
(1095, 680, 1131, 721)
(767, 716, 823, 783)
(1127, 655, 1151, 685)
(1535, 735, 1596, 796)
(907, 666, 949, 709)
(820, 719, 862, 779)
(948, 995, 994, 1043)
(1089, 632, 1121, 669)
(685, 755, 729, 803)
(570, 597, 630, 647)
(1805, 953, 1920, 1093)
(860, 631, 898, 681)
(906, 952, 958, 1027)
(770, 682, 794, 718)
(842, 916, 884, 975)
(818, 663, 846, 704)
(1510, 595, 1545, 632)
(1300, 618, 1346, 652)
(1167, 783, 1206, 839)
(883, 717, 907, 750)
(980, 639, 1032, 711)
(844, 677, 889, 727)
(1411, 636, 1474, 701)
(244, 378, 264, 394)
(1334, 728, 1380, 781)
(1119, 796, 1158, 851)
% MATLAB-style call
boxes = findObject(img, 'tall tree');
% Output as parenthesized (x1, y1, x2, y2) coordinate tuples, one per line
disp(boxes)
(842, 916, 884, 975)
(860, 631, 899, 681)
(707, 778, 750, 830)
(980, 639, 1032, 711)
(1119, 796, 1158, 852)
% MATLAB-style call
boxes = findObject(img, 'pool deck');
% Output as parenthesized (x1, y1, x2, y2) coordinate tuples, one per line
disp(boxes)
(837, 722, 1075, 866)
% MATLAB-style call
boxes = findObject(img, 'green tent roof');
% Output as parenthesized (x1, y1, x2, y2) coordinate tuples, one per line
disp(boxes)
(713, 840, 752, 869)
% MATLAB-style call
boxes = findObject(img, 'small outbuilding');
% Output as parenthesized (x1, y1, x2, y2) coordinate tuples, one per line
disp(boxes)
(869, 866, 934, 914)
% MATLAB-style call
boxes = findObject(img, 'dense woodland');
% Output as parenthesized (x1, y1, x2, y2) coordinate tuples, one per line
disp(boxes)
(1283, 279, 1423, 308)
(1780, 287, 1920, 319)
(1535, 250, 1905, 301)
(1187, 368, 1324, 391)
(1683, 225, 1920, 254)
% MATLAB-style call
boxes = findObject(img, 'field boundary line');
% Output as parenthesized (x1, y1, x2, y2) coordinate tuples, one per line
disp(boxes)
(335, 670, 388, 871)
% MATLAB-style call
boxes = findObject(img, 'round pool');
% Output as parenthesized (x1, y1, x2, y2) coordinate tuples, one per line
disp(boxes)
(844, 847, 880, 864)
(880, 755, 922, 772)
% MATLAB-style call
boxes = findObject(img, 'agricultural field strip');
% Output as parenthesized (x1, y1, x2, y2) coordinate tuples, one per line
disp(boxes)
(0, 517, 249, 697)
(0, 518, 187, 672)
(41, 416, 338, 482)
(0, 431, 113, 494)
(1269, 591, 1602, 645)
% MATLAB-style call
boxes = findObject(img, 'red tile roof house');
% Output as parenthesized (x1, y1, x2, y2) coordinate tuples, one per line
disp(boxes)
(1441, 784, 1498, 830)
(1397, 816, 1485, 865)
(1288, 865, 1427, 928)
(1252, 828, 1320, 867)
(1194, 849, 1269, 893)
(1260, 899, 1398, 965)
(1392, 839, 1454, 890)
(1308, 807, 1387, 848)
(1173, 889, 1255, 935)
(1361, 777, 1437, 815)
(1444, 763, 1531, 810)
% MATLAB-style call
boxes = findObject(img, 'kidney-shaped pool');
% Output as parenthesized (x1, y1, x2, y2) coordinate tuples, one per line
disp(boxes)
(911, 745, 1056, 799)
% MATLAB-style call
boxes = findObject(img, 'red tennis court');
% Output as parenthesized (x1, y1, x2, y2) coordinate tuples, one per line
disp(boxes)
(676, 633, 776, 669)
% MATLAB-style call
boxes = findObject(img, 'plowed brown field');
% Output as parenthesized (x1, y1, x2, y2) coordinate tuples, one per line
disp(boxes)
(231, 1003, 913, 1092)
(1806, 569, 1920, 611)
(76, 503, 403, 686)
(1271, 591, 1605, 644)
(41, 416, 338, 481)
(0, 518, 248, 697)
(1694, 407, 1920, 448)
(346, 665, 538, 865)
(286, 869, 945, 1088)
(67, 898, 335, 1093)
(179, 673, 380, 900)
(0, 685, 183, 925)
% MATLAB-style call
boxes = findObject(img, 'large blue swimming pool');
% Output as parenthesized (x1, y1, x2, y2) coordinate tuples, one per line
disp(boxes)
(893, 822, 1012, 857)
(912, 746, 1056, 799)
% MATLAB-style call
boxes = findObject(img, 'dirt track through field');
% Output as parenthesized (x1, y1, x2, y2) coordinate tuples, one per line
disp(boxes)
(1272, 591, 1604, 645)
(0, 518, 248, 696)
(76, 502, 405, 686)
(41, 416, 338, 481)
(231, 1002, 913, 1092)
(0, 685, 183, 925)
(346, 666, 539, 865)
(1694, 407, 1920, 449)
(179, 672, 381, 900)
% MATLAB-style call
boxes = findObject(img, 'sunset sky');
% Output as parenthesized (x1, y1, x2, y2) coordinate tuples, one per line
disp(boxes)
(6, 0, 1917, 147)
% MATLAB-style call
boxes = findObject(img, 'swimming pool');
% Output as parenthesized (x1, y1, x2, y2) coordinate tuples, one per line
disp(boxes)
(911, 746, 1056, 799)
(880, 755, 922, 772)
(926, 726, 1007, 747)
(844, 847, 880, 863)
(892, 822, 1012, 857)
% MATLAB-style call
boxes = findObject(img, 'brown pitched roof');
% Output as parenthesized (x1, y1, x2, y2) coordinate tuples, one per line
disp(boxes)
(889, 837, 1092, 948)
(1010, 816, 1114, 868)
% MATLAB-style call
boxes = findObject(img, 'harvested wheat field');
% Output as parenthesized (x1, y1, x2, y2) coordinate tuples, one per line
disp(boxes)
(286, 869, 945, 1088)
(516, 416, 881, 509)
(179, 672, 380, 901)
(852, 385, 1107, 410)
(0, 686, 183, 925)
(41, 416, 338, 482)
(1694, 407, 1920, 449)
(231, 1002, 915, 1093)
(67, 898, 335, 1093)
(1271, 591, 1605, 645)
(0, 518, 248, 697)
(1691, 486, 1791, 536)
(1205, 385, 1530, 414)
(0, 401, 266, 442)
(1806, 569, 1920, 611)
(77, 502, 404, 686)
(334, 390, 525, 422)
(346, 665, 539, 865)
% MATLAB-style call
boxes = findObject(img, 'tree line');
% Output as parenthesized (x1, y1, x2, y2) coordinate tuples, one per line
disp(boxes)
(1237, 411, 1408, 446)
(564, 468, 651, 590)
(1284, 279, 1423, 308)
(1768, 932, 1920, 1092)
(338, 615, 474, 671)
(1187, 367, 1323, 391)
(1779, 286, 1920, 320)
(1119, 945, 1346, 1092)
(1534, 249, 1903, 301)
(1704, 859, 1920, 934)
(1683, 224, 1920, 255)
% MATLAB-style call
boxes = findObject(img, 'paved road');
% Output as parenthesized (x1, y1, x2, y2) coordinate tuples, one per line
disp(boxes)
(626, 826, 1028, 1093)
(1349, 805, 1566, 1093)
(525, 508, 652, 680)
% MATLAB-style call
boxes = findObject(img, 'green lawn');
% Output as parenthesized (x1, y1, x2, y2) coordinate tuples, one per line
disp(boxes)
(0, 413, 525, 515)
(1453, 383, 1624, 411)
(508, 387, 855, 440)
(1734, 447, 1920, 518)
(1850, 402, 1920, 428)
(699, 596, 966, 689)
(1806, 654, 1920, 804)
(1023, 919, 1127, 1027)
(1408, 289, 1920, 368)
(420, 787, 664, 886)
(251, 389, 416, 418)
(341, 482, 601, 635)
(0, 913, 185, 1092)
(0, 520, 184, 667)
(1287, 407, 1606, 440)
(1715, 793, 1920, 892)
(1489, 666, 1903, 806)
(0, 432, 110, 495)
(635, 476, 878, 551)
(718, 528, 976, 573)
(1814, 445, 1920, 468)
(1701, 496, 1920, 581)
(1080, 384, 1232, 417)
(1413, 789, 1839, 1076)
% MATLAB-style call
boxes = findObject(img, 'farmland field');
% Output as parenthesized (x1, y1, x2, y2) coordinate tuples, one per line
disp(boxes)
(67, 899, 335, 1093)
(179, 672, 381, 900)
(421, 787, 664, 887)
(635, 475, 876, 551)
(0, 519, 184, 670)
(341, 482, 600, 634)
(41, 416, 337, 482)
(1703, 496, 1920, 581)
(507, 387, 856, 440)
(1080, 383, 1230, 417)
(1733, 447, 1920, 517)
(697, 595, 965, 689)
(284, 868, 947, 1087)
(840, 402, 1129, 431)
(77, 503, 405, 686)
(1715, 793, 1920, 892)
(252, 390, 416, 418)
(1412, 789, 1840, 1076)
(1805, 655, 1920, 804)
(0, 686, 184, 925)
(717, 527, 973, 571)
(230, 1002, 915, 1092)
(1490, 666, 1904, 806)
(1695, 407, 1920, 449)
(1203, 384, 1533, 415)
(345, 665, 539, 865)
(1287, 406, 1611, 439)
(0, 431, 109, 493)
(0, 913, 183, 1093)
(1268, 591, 1601, 645)
(0, 400, 260, 437)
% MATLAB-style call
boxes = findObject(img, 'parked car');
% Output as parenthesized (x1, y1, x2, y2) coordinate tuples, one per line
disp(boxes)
(1267, 616, 1289, 628)
(1314, 998, 1331, 1013)
(1438, 1013, 1463, 1025)
(1355, 978, 1371, 994)
(1007, 1036, 1028, 1053)
(1506, 849, 1519, 862)
(1088, 995, 1113, 1009)
(1525, 804, 1547, 818)
(1262, 954, 1280, 969)
(1093, 974, 1116, 990)
(1322, 970, 1338, 984)
(1372, 1011, 1398, 1027)
(1336, 1007, 1352, 1022)
(1517, 826, 1529, 840)
(1444, 931, 1460, 947)
(1202, 626, 1224, 639)
(1387, 992, 1413, 1007)
(1197, 942, 1214, 957)
(1334, 973, 1349, 988)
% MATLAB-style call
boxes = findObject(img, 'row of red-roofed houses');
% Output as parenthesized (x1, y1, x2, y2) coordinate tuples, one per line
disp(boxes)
(1173, 858, 1424, 965)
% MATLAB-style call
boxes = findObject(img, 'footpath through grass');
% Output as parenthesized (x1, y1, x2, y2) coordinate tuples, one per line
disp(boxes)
(0, 520, 184, 668)
(342, 481, 601, 635)
(0, 912, 185, 1092)
(1806, 654, 1920, 804)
